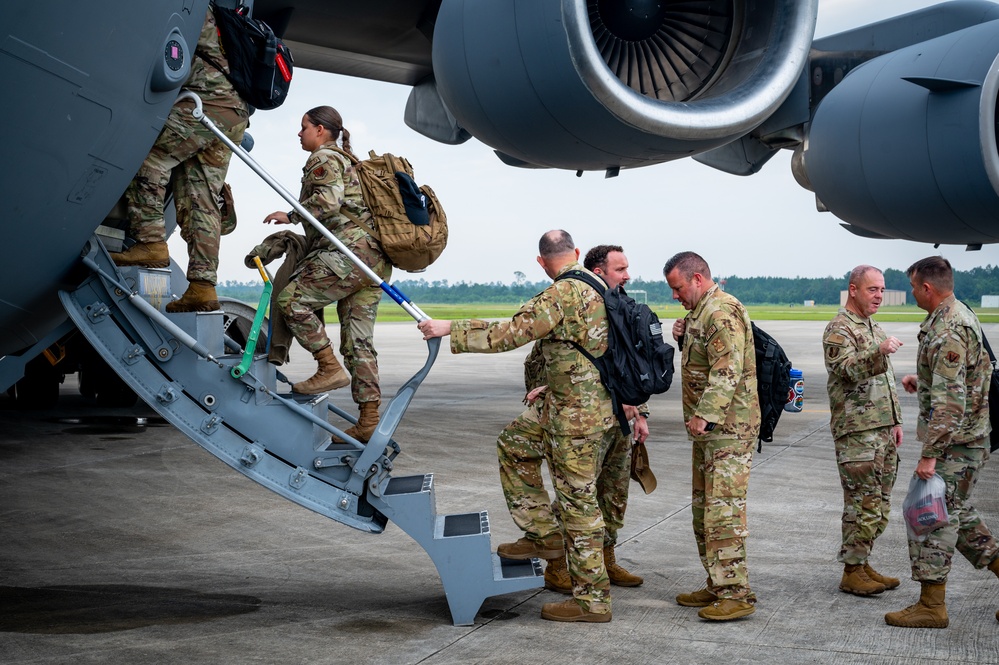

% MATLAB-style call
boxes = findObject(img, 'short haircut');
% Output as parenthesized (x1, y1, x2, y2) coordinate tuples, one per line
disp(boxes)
(849, 265, 882, 288)
(663, 251, 711, 281)
(583, 244, 624, 272)
(907, 256, 954, 292)
(539, 230, 575, 259)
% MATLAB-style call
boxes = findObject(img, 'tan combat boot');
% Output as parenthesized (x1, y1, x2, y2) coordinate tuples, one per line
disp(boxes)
(676, 582, 717, 607)
(864, 562, 900, 590)
(166, 280, 220, 313)
(884, 581, 948, 628)
(292, 345, 351, 394)
(604, 546, 643, 587)
(540, 599, 611, 623)
(698, 598, 756, 621)
(544, 555, 572, 594)
(109, 241, 169, 268)
(496, 534, 564, 560)
(840, 563, 887, 596)
(334, 401, 380, 444)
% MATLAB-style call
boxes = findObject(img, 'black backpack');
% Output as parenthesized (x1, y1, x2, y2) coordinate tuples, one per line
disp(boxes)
(752, 323, 792, 448)
(556, 270, 675, 434)
(199, 3, 294, 111)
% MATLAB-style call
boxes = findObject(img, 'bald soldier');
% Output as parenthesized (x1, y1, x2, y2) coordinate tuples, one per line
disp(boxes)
(823, 266, 904, 597)
(418, 230, 618, 623)
(499, 245, 649, 595)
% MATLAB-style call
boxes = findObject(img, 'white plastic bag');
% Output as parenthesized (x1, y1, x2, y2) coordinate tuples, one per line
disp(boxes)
(902, 473, 949, 541)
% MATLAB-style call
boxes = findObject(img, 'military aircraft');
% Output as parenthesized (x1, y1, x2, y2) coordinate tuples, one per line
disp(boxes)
(4, 0, 999, 386)
(3, 0, 999, 625)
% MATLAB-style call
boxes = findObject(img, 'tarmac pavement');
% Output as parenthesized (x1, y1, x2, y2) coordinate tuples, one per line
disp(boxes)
(1, 319, 998, 664)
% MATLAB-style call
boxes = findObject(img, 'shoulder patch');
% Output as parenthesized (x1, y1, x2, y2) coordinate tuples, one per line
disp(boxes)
(827, 346, 840, 359)
(945, 350, 961, 365)
(825, 332, 847, 346)
(705, 323, 718, 338)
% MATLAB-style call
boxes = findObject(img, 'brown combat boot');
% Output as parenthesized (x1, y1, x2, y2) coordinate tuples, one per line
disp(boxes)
(544, 556, 572, 594)
(339, 401, 380, 443)
(496, 534, 564, 560)
(165, 280, 220, 313)
(541, 599, 611, 623)
(864, 562, 900, 590)
(884, 581, 948, 628)
(988, 557, 999, 578)
(840, 563, 887, 596)
(676, 583, 717, 607)
(292, 345, 351, 394)
(698, 598, 756, 621)
(109, 241, 169, 268)
(604, 546, 643, 587)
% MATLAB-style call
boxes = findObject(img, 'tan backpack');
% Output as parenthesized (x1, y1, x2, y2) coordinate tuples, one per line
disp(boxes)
(332, 148, 448, 273)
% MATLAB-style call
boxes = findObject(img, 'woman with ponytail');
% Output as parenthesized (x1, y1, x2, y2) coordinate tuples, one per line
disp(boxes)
(259, 105, 390, 442)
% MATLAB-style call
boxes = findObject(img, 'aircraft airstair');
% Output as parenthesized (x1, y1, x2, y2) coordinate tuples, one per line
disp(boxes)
(53, 93, 543, 626)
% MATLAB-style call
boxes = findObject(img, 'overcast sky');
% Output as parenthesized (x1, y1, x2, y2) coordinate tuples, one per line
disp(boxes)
(190, 0, 999, 287)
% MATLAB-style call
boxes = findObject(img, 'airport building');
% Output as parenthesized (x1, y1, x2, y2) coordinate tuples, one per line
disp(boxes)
(840, 290, 906, 306)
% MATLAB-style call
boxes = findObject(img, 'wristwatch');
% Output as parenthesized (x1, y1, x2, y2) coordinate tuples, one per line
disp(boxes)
(638, 412, 650, 420)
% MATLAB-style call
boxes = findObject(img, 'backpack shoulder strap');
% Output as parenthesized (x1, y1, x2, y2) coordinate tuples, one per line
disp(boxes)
(325, 147, 379, 240)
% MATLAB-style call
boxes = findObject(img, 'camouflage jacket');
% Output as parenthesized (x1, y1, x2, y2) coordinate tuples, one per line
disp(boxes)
(188, 9, 248, 112)
(680, 284, 761, 440)
(914, 295, 992, 456)
(523, 339, 648, 423)
(291, 143, 375, 265)
(451, 262, 615, 436)
(823, 308, 902, 440)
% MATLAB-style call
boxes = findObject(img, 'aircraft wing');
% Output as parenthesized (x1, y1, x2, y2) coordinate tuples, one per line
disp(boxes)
(254, 0, 437, 86)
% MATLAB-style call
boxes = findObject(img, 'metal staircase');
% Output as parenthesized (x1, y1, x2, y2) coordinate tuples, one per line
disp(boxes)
(58, 238, 542, 625)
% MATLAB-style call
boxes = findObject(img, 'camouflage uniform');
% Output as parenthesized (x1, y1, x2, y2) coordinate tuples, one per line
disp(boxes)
(909, 295, 997, 582)
(497, 340, 639, 548)
(276, 143, 391, 404)
(679, 284, 760, 602)
(823, 308, 902, 565)
(451, 262, 617, 614)
(126, 9, 249, 284)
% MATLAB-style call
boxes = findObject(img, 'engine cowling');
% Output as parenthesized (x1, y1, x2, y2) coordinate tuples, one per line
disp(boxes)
(798, 20, 999, 245)
(430, 0, 817, 171)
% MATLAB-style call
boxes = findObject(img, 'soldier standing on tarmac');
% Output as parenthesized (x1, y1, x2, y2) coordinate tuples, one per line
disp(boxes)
(885, 256, 999, 629)
(823, 265, 904, 597)
(418, 230, 618, 623)
(666, 251, 760, 621)
(498, 245, 649, 596)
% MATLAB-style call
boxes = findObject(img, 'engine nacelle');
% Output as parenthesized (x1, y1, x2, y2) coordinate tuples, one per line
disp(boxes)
(430, 0, 817, 171)
(799, 20, 999, 245)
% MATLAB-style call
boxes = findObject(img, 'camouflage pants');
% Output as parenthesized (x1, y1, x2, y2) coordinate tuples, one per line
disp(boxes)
(598, 427, 632, 547)
(691, 437, 755, 601)
(126, 102, 247, 284)
(835, 427, 899, 565)
(277, 237, 391, 404)
(497, 406, 631, 547)
(496, 403, 559, 542)
(908, 440, 999, 583)
(545, 428, 616, 614)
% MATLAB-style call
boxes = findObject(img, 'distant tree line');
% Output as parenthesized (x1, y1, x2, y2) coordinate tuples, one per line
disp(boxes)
(217, 265, 999, 306)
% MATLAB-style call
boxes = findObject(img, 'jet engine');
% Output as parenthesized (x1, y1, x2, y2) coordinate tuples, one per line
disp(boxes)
(796, 20, 999, 246)
(430, 0, 818, 171)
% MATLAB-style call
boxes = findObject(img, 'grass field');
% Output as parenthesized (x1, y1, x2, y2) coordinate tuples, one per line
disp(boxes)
(357, 303, 999, 324)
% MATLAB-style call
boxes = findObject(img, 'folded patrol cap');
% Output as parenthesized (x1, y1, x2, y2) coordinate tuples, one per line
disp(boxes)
(394, 171, 430, 225)
(630, 441, 657, 494)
